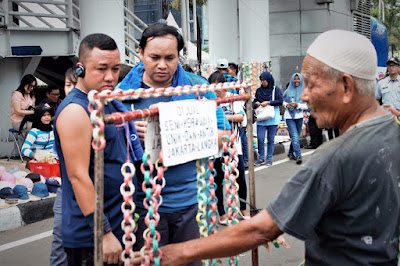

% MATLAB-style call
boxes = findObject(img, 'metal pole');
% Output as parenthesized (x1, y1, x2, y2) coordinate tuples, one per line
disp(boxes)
(180, 0, 188, 56)
(245, 85, 258, 266)
(94, 101, 105, 266)
(192, 0, 197, 41)
(66, 0, 73, 28)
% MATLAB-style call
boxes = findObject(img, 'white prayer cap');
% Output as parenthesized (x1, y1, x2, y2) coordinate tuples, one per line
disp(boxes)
(306, 29, 377, 81)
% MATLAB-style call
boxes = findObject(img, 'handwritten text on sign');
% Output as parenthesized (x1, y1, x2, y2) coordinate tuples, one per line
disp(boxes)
(158, 100, 218, 167)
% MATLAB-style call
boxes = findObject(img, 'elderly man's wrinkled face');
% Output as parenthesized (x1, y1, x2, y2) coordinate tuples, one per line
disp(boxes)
(301, 55, 341, 129)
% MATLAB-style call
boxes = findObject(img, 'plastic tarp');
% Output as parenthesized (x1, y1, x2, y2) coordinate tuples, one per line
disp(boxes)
(371, 17, 389, 67)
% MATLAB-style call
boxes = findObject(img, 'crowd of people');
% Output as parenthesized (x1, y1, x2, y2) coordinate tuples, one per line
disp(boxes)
(5, 22, 400, 266)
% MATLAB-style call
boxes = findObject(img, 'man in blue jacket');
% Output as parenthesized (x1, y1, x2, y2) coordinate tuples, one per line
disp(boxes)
(117, 23, 231, 266)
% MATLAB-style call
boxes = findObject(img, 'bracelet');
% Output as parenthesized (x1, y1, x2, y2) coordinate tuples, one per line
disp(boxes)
(84, 212, 112, 235)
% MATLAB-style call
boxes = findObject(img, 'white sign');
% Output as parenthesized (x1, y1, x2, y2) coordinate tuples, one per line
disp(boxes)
(158, 100, 219, 167)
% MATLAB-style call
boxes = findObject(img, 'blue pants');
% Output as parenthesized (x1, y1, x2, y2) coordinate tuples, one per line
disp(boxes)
(286, 118, 303, 157)
(257, 125, 278, 162)
(240, 127, 248, 163)
(50, 188, 68, 266)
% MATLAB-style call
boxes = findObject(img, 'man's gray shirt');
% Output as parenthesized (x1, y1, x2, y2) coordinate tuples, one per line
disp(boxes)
(267, 113, 400, 265)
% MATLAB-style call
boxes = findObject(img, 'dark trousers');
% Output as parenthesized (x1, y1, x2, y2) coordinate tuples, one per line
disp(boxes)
(134, 205, 202, 266)
(19, 114, 34, 131)
(214, 155, 247, 215)
(308, 115, 323, 148)
(64, 247, 118, 266)
(327, 128, 340, 140)
(240, 127, 248, 163)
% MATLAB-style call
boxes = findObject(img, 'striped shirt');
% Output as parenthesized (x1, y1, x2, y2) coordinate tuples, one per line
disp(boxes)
(21, 128, 54, 158)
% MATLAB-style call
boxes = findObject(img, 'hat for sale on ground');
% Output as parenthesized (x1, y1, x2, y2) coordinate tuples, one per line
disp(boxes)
(45, 178, 60, 193)
(13, 185, 30, 200)
(306, 29, 377, 81)
(17, 178, 34, 192)
(0, 181, 14, 190)
(1, 172, 16, 185)
(13, 171, 28, 182)
(54, 177, 62, 186)
(0, 187, 19, 199)
(26, 173, 41, 183)
(386, 57, 400, 66)
(216, 58, 228, 69)
(31, 183, 49, 198)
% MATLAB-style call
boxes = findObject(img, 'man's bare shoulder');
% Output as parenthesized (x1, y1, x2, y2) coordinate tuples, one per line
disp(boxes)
(56, 103, 91, 132)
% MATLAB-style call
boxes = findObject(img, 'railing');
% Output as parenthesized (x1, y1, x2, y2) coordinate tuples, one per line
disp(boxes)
(1, 0, 80, 31)
(124, 1, 147, 65)
(1, 0, 146, 64)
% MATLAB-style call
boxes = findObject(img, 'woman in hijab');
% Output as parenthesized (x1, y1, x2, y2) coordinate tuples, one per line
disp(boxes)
(283, 73, 307, 164)
(254, 71, 283, 166)
(21, 105, 55, 160)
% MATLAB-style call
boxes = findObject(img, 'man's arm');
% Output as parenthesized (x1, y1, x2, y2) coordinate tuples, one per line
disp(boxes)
(154, 209, 282, 266)
(56, 104, 122, 264)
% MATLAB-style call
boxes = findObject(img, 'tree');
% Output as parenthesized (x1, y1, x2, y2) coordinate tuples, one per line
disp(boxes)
(371, 0, 400, 56)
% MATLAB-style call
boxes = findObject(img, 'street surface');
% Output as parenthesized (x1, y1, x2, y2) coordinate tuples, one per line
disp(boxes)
(0, 151, 312, 266)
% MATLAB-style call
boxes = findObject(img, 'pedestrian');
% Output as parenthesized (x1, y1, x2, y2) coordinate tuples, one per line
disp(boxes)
(227, 62, 239, 80)
(137, 29, 400, 266)
(63, 66, 78, 96)
(49, 66, 78, 266)
(227, 62, 249, 167)
(253, 71, 283, 166)
(208, 71, 250, 225)
(303, 114, 323, 149)
(375, 56, 400, 111)
(215, 58, 238, 83)
(53, 33, 143, 265)
(10, 74, 37, 132)
(117, 23, 231, 266)
(283, 73, 308, 164)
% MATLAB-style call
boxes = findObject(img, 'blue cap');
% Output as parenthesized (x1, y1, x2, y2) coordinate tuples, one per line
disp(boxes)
(13, 185, 30, 200)
(31, 183, 49, 198)
(0, 187, 19, 199)
(45, 178, 60, 193)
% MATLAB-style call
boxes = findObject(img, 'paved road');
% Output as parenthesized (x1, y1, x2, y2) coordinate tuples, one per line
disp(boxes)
(0, 150, 313, 266)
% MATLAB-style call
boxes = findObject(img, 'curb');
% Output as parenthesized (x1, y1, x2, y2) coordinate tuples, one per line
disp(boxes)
(0, 198, 55, 232)
(0, 138, 309, 232)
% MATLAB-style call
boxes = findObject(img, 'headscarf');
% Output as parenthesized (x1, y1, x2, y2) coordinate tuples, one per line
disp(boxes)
(32, 105, 53, 132)
(255, 71, 275, 101)
(284, 73, 304, 103)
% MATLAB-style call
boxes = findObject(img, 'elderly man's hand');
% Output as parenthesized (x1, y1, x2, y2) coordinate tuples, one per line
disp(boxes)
(132, 246, 186, 266)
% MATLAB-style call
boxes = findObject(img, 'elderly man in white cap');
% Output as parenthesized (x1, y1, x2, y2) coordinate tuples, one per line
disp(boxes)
(133, 30, 400, 266)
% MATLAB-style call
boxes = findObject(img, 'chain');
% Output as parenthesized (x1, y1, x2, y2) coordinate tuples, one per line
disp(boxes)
(120, 162, 137, 265)
(205, 158, 222, 266)
(88, 90, 106, 150)
(92, 82, 250, 102)
(140, 152, 165, 266)
(195, 158, 210, 266)
(221, 134, 240, 266)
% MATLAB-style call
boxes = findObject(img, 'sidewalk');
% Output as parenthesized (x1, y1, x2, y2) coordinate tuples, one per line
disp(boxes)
(0, 137, 310, 232)
(0, 158, 56, 232)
